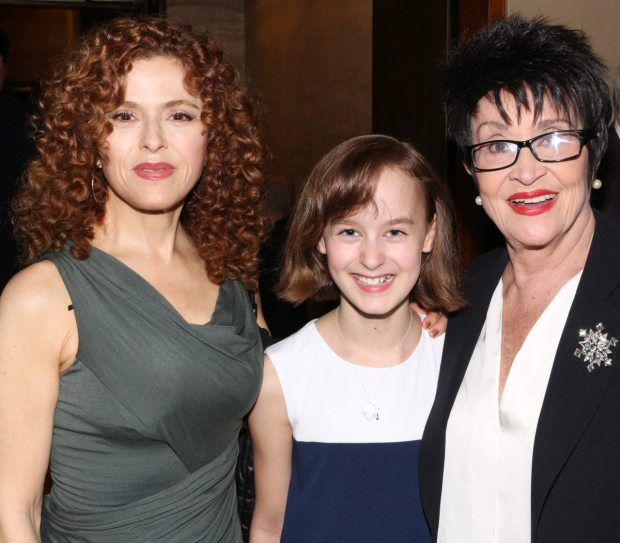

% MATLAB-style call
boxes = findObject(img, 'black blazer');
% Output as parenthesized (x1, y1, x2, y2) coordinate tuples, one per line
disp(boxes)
(419, 210, 620, 543)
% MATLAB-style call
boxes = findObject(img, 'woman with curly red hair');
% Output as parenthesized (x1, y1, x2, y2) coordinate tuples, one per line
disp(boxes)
(0, 17, 267, 543)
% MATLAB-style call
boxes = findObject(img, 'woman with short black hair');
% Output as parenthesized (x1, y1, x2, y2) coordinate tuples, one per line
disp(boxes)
(419, 15, 620, 543)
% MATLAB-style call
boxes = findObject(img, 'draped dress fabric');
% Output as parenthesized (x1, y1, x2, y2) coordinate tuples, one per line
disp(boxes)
(39, 246, 263, 543)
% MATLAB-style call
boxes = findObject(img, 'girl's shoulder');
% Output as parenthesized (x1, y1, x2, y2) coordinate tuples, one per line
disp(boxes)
(265, 320, 323, 364)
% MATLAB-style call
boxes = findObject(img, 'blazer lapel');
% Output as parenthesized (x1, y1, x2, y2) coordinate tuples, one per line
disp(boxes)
(442, 250, 509, 408)
(531, 213, 620, 538)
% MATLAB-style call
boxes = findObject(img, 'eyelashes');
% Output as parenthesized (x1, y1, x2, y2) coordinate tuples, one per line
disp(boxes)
(108, 111, 197, 123)
(336, 229, 408, 238)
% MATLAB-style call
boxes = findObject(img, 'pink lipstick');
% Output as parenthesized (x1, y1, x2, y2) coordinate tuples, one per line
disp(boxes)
(133, 162, 175, 180)
(351, 274, 395, 293)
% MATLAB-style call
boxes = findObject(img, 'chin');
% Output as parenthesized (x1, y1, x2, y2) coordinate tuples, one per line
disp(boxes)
(349, 296, 408, 318)
(508, 225, 563, 248)
(127, 195, 186, 213)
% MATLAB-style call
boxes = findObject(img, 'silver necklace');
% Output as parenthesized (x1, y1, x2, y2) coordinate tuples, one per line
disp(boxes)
(335, 306, 413, 421)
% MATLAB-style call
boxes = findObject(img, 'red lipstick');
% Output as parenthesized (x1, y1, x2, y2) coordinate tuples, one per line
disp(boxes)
(133, 162, 175, 180)
(506, 189, 558, 216)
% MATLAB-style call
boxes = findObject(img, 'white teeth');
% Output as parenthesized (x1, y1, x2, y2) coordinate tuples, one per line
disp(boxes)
(353, 274, 394, 286)
(510, 193, 557, 204)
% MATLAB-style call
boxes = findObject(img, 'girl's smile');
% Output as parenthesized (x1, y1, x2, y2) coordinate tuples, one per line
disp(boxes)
(318, 167, 436, 318)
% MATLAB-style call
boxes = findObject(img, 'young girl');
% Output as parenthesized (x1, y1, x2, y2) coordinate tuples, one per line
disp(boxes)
(249, 135, 464, 543)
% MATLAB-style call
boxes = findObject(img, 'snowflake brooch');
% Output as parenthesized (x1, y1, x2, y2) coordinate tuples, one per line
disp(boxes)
(574, 323, 618, 372)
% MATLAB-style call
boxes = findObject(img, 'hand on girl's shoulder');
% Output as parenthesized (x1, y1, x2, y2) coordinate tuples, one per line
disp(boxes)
(411, 302, 447, 338)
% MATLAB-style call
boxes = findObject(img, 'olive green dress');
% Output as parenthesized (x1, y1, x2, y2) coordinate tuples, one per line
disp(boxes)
(40, 246, 263, 543)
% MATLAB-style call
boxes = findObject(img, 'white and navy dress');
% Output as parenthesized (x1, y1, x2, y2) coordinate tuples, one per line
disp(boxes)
(265, 318, 444, 543)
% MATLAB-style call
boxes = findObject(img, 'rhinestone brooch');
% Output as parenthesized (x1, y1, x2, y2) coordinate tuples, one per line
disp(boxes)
(574, 323, 618, 372)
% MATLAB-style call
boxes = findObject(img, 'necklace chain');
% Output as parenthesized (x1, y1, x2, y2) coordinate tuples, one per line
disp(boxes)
(335, 306, 414, 408)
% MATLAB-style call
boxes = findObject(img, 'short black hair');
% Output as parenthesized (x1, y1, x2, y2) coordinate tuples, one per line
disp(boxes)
(0, 27, 9, 63)
(443, 15, 611, 182)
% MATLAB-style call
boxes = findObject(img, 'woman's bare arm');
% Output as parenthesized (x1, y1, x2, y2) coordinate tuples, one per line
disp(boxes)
(0, 262, 76, 543)
(249, 355, 293, 543)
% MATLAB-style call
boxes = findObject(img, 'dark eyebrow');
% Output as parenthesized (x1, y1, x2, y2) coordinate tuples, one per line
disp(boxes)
(164, 100, 201, 111)
(476, 117, 572, 139)
(117, 101, 140, 110)
(333, 217, 414, 227)
(113, 100, 201, 111)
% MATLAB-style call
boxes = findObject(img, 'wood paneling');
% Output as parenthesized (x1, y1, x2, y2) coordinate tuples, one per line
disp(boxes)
(245, 0, 372, 186)
(372, 0, 449, 179)
(0, 7, 80, 83)
(453, 0, 506, 265)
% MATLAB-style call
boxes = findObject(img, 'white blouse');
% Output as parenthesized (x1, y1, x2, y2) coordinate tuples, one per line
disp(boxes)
(437, 271, 582, 543)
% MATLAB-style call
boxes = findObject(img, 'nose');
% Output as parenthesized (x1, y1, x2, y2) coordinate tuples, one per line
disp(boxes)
(139, 117, 167, 153)
(359, 238, 385, 270)
(508, 146, 547, 186)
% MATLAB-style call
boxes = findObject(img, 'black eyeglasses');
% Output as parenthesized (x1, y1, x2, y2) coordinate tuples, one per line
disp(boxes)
(467, 128, 597, 172)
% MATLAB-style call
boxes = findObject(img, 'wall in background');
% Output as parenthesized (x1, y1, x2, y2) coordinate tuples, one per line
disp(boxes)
(373, 0, 451, 180)
(167, 0, 245, 78)
(245, 0, 372, 185)
(507, 0, 620, 109)
(0, 7, 79, 85)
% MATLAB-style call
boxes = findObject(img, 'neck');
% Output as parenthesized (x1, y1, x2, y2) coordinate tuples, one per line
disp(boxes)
(93, 192, 188, 260)
(504, 207, 594, 288)
(335, 297, 418, 363)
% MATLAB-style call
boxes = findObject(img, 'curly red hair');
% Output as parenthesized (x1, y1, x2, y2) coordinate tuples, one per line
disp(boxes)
(12, 17, 267, 289)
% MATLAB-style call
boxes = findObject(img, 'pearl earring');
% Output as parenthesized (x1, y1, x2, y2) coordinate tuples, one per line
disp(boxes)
(475, 196, 482, 206)
(593, 179, 602, 190)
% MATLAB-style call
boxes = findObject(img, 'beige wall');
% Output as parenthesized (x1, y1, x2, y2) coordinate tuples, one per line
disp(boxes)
(245, 0, 372, 186)
(167, 0, 245, 77)
(507, 0, 620, 106)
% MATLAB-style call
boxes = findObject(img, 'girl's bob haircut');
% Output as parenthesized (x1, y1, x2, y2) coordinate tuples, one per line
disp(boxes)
(278, 134, 464, 313)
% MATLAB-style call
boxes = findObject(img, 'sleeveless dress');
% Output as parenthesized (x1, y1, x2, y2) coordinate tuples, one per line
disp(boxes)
(39, 246, 263, 543)
(265, 319, 443, 543)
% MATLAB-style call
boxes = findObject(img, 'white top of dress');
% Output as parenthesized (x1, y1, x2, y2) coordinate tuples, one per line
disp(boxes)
(265, 317, 444, 443)
(438, 271, 582, 543)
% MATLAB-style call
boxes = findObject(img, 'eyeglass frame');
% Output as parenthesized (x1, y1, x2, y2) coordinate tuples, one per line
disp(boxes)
(466, 128, 598, 172)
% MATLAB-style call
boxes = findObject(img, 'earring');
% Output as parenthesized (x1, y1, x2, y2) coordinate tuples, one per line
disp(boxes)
(475, 196, 482, 206)
(593, 179, 602, 190)
(91, 176, 107, 205)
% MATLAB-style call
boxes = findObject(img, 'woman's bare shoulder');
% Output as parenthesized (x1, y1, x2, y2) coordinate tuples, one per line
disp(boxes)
(0, 260, 71, 320)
